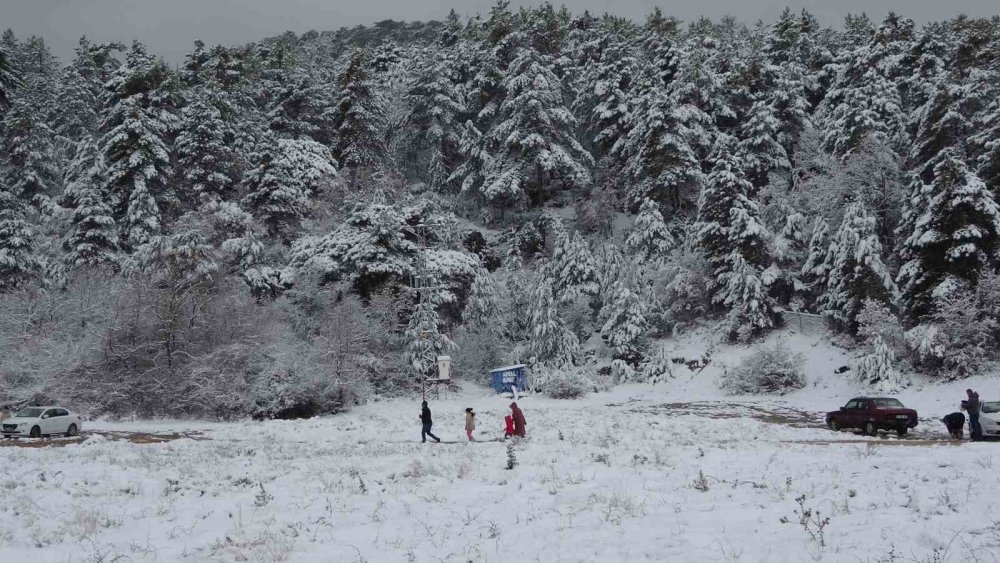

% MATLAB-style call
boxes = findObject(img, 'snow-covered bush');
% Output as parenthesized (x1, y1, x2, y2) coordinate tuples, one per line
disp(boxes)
(533, 366, 601, 399)
(720, 342, 806, 395)
(638, 346, 673, 384)
(249, 346, 362, 420)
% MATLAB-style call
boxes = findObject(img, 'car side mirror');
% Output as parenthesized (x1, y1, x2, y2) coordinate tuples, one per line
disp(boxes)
(840, 407, 846, 411)
(41, 414, 48, 419)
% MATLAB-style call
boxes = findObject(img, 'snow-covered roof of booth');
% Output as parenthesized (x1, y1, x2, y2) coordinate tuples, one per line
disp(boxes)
(489, 364, 527, 373)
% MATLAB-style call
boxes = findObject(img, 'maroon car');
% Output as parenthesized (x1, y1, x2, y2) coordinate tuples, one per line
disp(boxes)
(826, 397, 918, 436)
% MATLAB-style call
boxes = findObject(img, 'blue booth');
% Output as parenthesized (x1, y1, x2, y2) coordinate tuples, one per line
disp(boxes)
(489, 364, 527, 394)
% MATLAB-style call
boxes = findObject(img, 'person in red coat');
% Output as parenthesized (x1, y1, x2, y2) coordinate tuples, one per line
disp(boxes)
(504, 414, 515, 439)
(509, 402, 526, 437)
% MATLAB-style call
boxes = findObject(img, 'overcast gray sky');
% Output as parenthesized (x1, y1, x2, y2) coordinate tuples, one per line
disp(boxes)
(3, 0, 998, 65)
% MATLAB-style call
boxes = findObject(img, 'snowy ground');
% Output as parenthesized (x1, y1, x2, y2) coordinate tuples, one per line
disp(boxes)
(2, 329, 1000, 562)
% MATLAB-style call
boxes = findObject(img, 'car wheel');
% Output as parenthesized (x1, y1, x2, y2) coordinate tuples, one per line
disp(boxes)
(66, 424, 78, 437)
(828, 418, 840, 431)
(895, 427, 908, 437)
(29, 426, 40, 438)
(864, 421, 877, 436)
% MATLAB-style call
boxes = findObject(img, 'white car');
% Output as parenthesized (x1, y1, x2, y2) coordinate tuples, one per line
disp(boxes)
(1, 406, 82, 438)
(981, 402, 1000, 438)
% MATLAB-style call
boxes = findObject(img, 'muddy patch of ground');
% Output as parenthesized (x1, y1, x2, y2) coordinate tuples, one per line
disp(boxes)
(0, 430, 206, 448)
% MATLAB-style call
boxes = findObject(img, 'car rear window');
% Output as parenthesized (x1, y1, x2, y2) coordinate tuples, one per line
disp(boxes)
(983, 402, 1000, 414)
(873, 399, 904, 408)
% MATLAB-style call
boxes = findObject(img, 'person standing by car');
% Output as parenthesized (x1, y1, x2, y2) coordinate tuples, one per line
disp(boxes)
(967, 389, 982, 440)
(419, 401, 440, 443)
(509, 402, 526, 438)
(464, 407, 476, 442)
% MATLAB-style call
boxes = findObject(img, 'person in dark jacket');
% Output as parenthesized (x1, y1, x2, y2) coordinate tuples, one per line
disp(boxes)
(967, 389, 982, 440)
(942, 412, 965, 439)
(419, 401, 440, 443)
(509, 402, 526, 438)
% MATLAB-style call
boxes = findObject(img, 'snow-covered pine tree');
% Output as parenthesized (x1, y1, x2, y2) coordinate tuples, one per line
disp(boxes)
(909, 80, 974, 182)
(54, 37, 118, 143)
(819, 14, 913, 159)
(100, 41, 178, 249)
(624, 198, 674, 264)
(241, 134, 337, 238)
(571, 23, 638, 157)
(897, 152, 1000, 319)
(857, 334, 906, 392)
(672, 21, 733, 153)
(62, 136, 118, 269)
(463, 269, 501, 328)
(0, 46, 20, 111)
(716, 252, 773, 341)
(696, 145, 776, 339)
(973, 95, 1000, 194)
(52, 45, 93, 141)
(407, 50, 467, 191)
(176, 85, 239, 204)
(479, 45, 593, 208)
(737, 100, 789, 191)
(820, 201, 897, 332)
(901, 25, 949, 130)
(404, 290, 457, 379)
(0, 98, 60, 210)
(766, 8, 825, 138)
(550, 230, 599, 301)
(613, 80, 703, 211)
(125, 219, 219, 291)
(528, 276, 580, 368)
(600, 279, 649, 378)
(267, 76, 336, 146)
(769, 58, 812, 156)
(449, 120, 492, 201)
(799, 216, 830, 307)
(0, 184, 38, 290)
(332, 49, 385, 186)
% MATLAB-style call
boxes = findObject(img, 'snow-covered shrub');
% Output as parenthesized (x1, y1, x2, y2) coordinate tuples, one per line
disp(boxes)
(534, 366, 600, 399)
(249, 354, 357, 420)
(638, 346, 673, 384)
(610, 359, 636, 383)
(720, 342, 806, 395)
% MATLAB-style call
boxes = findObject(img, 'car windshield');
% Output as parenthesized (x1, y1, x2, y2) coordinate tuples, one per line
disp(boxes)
(982, 402, 1000, 414)
(15, 408, 44, 418)
(873, 399, 904, 408)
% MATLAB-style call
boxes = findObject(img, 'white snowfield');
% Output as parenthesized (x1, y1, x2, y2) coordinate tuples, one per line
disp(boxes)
(1, 333, 998, 562)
